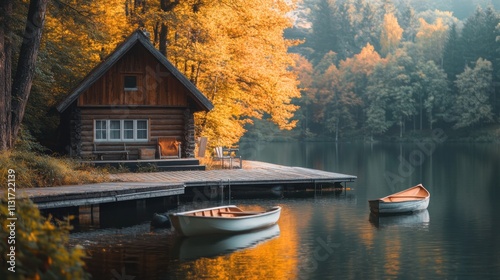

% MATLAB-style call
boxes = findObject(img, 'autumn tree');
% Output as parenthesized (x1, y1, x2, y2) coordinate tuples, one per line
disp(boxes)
(338, 43, 384, 126)
(290, 54, 314, 137)
(147, 0, 302, 147)
(311, 62, 361, 141)
(380, 13, 403, 57)
(415, 18, 448, 66)
(0, 0, 48, 151)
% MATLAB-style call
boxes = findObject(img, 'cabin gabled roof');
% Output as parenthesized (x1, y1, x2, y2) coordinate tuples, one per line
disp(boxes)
(56, 29, 214, 112)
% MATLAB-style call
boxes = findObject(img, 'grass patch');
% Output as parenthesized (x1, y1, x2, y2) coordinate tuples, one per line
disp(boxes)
(0, 150, 108, 188)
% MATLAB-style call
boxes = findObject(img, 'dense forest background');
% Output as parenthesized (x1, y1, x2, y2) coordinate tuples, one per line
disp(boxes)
(2, 0, 500, 153)
(247, 0, 500, 140)
(246, 0, 500, 142)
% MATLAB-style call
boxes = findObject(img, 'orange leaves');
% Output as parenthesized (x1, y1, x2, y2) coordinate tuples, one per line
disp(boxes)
(380, 13, 403, 56)
(341, 43, 384, 76)
(415, 18, 448, 64)
(168, 0, 302, 144)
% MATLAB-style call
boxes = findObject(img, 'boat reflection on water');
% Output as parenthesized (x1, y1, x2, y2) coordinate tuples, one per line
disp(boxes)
(369, 209, 430, 229)
(175, 224, 280, 260)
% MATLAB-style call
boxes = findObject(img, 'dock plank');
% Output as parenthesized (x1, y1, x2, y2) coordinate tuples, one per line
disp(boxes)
(14, 182, 184, 209)
(8, 160, 356, 209)
(109, 160, 357, 186)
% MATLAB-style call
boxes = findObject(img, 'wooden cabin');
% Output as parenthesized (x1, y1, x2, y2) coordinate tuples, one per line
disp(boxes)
(57, 30, 213, 161)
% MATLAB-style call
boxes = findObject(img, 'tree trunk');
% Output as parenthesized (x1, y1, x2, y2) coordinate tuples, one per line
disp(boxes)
(335, 118, 339, 142)
(0, 0, 13, 150)
(10, 0, 48, 144)
(159, 22, 168, 57)
(159, 0, 180, 57)
(399, 117, 403, 138)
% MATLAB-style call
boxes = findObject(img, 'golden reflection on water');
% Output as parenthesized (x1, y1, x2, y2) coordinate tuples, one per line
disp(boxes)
(383, 237, 401, 277)
(177, 205, 299, 279)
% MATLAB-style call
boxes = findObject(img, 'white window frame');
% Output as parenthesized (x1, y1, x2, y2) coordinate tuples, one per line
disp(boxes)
(94, 119, 148, 142)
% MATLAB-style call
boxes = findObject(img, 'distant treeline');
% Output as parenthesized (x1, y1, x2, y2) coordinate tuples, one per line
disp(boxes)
(285, 0, 500, 141)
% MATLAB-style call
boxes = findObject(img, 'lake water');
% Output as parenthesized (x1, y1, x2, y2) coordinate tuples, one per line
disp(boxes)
(70, 141, 500, 279)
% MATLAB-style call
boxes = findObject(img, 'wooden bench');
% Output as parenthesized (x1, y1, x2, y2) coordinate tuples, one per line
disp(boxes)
(93, 143, 130, 160)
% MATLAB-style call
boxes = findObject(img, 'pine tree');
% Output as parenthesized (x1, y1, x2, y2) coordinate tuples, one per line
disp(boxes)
(443, 24, 464, 81)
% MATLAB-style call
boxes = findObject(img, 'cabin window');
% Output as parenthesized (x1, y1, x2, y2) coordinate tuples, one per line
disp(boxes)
(123, 120, 134, 140)
(124, 75, 138, 91)
(137, 120, 148, 140)
(95, 120, 107, 140)
(109, 120, 121, 140)
(94, 120, 148, 142)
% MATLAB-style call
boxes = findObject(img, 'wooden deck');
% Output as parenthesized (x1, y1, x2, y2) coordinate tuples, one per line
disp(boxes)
(11, 161, 356, 209)
(16, 182, 184, 209)
(109, 160, 357, 186)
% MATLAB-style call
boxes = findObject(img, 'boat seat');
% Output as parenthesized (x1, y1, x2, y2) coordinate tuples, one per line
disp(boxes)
(391, 195, 426, 198)
(219, 211, 263, 216)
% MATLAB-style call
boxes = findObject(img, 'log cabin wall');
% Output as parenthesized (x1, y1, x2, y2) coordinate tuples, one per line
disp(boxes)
(78, 107, 186, 159)
(77, 43, 189, 107)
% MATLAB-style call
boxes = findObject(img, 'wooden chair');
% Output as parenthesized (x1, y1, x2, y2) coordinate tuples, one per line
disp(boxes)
(227, 146, 242, 169)
(213, 146, 232, 168)
(157, 138, 181, 159)
(197, 137, 208, 157)
(213, 146, 242, 169)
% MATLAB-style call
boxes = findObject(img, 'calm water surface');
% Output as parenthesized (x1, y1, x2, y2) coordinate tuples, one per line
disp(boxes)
(70, 142, 500, 279)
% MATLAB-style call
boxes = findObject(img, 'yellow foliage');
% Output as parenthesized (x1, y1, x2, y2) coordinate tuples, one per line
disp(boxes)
(380, 13, 403, 57)
(0, 198, 89, 279)
(341, 43, 385, 76)
(42, 0, 301, 148)
(416, 18, 448, 64)
(135, 0, 302, 146)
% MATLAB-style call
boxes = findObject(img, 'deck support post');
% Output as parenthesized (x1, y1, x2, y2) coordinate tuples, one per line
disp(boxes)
(90, 204, 95, 224)
(314, 180, 317, 198)
(228, 179, 231, 204)
(219, 180, 224, 204)
(136, 199, 147, 217)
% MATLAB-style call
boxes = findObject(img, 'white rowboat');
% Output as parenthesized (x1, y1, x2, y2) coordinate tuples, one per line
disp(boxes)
(369, 184, 430, 214)
(169, 205, 281, 236)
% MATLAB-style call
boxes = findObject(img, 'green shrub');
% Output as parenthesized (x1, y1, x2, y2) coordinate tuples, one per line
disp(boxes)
(0, 198, 89, 279)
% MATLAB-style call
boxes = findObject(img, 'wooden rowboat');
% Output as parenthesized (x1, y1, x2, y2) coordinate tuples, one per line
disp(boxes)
(369, 184, 430, 214)
(169, 205, 281, 237)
